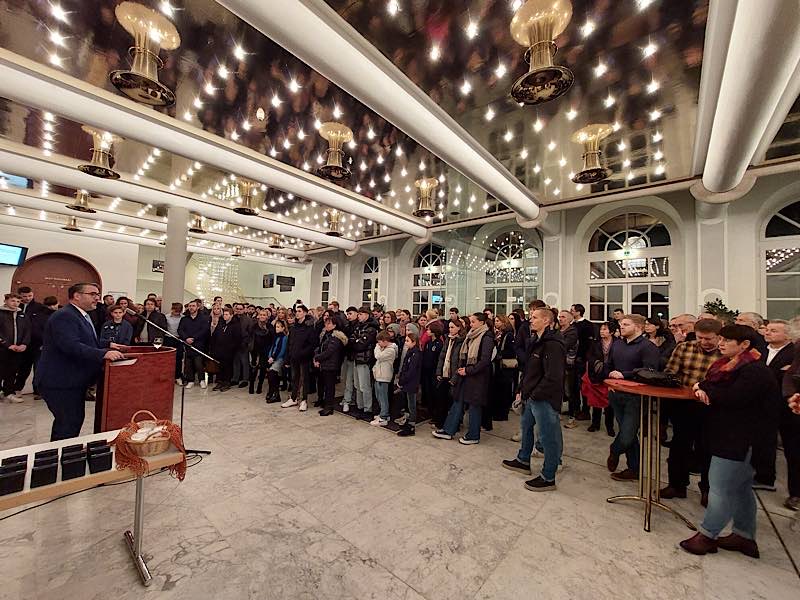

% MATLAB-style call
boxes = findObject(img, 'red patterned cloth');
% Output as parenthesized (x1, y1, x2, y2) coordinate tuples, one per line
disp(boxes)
(581, 371, 609, 409)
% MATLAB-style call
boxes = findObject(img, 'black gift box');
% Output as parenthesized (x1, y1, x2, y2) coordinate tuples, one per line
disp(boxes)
(1, 455, 28, 467)
(61, 456, 86, 480)
(31, 460, 58, 488)
(88, 449, 112, 473)
(35, 449, 59, 461)
(87, 440, 108, 453)
(61, 449, 86, 463)
(0, 464, 26, 495)
(61, 444, 84, 455)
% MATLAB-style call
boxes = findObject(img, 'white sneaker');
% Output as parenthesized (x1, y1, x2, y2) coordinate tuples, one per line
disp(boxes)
(199, 380, 207, 389)
(511, 432, 521, 442)
(281, 398, 298, 408)
(458, 437, 479, 445)
(299, 400, 308, 412)
(394, 414, 408, 426)
(369, 416, 388, 427)
(175, 378, 183, 385)
(342, 403, 350, 413)
(5, 393, 23, 404)
(185, 382, 194, 389)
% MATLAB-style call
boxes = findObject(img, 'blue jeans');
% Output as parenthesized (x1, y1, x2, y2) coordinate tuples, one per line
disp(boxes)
(342, 359, 355, 405)
(442, 394, 482, 441)
(374, 381, 390, 420)
(700, 450, 757, 540)
(517, 401, 563, 481)
(404, 391, 418, 426)
(354, 363, 373, 411)
(609, 391, 640, 472)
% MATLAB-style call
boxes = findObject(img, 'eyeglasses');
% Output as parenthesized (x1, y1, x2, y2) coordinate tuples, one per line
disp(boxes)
(79, 291, 101, 297)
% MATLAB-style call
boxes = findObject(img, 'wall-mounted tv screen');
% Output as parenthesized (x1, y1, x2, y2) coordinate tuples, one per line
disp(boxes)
(0, 243, 28, 266)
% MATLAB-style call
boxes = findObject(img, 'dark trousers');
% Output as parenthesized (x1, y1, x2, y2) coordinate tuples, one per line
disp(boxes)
(780, 405, 800, 497)
(183, 350, 205, 383)
(14, 347, 39, 392)
(266, 370, 281, 398)
(751, 396, 782, 486)
(667, 401, 711, 491)
(494, 368, 516, 420)
(569, 359, 587, 415)
(218, 357, 234, 384)
(433, 378, 453, 429)
(421, 368, 436, 408)
(41, 386, 86, 441)
(591, 406, 615, 431)
(290, 359, 309, 401)
(0, 349, 21, 396)
(320, 370, 337, 409)
(249, 351, 267, 392)
(165, 338, 183, 380)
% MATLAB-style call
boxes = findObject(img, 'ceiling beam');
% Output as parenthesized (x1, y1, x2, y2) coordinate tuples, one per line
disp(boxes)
(217, 0, 541, 222)
(0, 213, 308, 268)
(0, 139, 355, 251)
(696, 0, 800, 193)
(0, 187, 307, 259)
(0, 49, 427, 239)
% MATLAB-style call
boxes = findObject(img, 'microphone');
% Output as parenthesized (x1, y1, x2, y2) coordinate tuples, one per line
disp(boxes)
(125, 308, 139, 317)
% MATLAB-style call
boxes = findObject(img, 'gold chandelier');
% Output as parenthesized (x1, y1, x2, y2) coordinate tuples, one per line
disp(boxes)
(77, 127, 121, 179)
(317, 122, 353, 181)
(109, 1, 181, 107)
(509, 0, 574, 105)
(326, 209, 342, 237)
(413, 177, 438, 218)
(232, 179, 259, 216)
(66, 189, 96, 213)
(62, 216, 81, 232)
(188, 213, 206, 234)
(267, 234, 282, 249)
(571, 124, 614, 184)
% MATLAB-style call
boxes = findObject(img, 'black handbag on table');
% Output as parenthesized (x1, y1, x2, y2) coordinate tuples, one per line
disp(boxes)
(631, 368, 680, 388)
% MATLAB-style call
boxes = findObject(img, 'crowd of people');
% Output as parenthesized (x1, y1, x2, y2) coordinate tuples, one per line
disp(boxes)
(3, 284, 800, 560)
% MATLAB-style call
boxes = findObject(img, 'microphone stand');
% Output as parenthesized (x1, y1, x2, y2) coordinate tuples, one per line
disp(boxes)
(125, 308, 216, 455)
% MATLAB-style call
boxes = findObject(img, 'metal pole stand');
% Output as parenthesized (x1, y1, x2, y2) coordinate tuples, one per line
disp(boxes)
(124, 476, 153, 586)
(607, 395, 697, 532)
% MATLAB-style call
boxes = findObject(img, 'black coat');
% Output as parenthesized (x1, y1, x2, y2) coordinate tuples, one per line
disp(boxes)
(177, 313, 210, 351)
(422, 336, 444, 372)
(699, 360, 777, 461)
(252, 322, 274, 356)
(436, 335, 464, 383)
(20, 300, 47, 347)
(573, 318, 594, 361)
(398, 346, 422, 393)
(287, 315, 317, 362)
(315, 329, 347, 371)
(209, 318, 242, 361)
(351, 317, 379, 364)
(519, 328, 566, 412)
(133, 310, 168, 342)
(0, 306, 31, 349)
(454, 332, 495, 407)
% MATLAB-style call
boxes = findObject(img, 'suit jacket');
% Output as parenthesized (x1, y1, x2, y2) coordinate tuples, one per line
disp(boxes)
(133, 310, 169, 342)
(34, 303, 110, 391)
(762, 344, 795, 424)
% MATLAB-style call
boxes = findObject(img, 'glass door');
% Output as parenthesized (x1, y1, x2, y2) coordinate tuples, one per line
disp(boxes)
(589, 282, 670, 321)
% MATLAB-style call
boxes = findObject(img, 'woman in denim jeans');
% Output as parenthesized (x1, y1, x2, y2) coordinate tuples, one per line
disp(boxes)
(680, 325, 777, 558)
(371, 331, 397, 427)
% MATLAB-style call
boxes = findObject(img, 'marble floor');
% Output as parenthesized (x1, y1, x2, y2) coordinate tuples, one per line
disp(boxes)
(1, 386, 798, 600)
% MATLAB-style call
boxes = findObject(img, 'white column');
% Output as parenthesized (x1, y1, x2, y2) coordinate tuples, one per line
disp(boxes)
(162, 206, 189, 304)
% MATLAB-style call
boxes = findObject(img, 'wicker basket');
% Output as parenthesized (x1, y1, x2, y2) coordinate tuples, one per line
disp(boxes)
(125, 410, 171, 457)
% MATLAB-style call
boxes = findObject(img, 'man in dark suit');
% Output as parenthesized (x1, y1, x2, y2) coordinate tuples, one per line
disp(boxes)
(35, 282, 124, 441)
(14, 286, 46, 394)
(753, 319, 796, 490)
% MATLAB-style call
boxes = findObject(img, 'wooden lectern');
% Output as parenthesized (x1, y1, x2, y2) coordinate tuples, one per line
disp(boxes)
(94, 347, 177, 432)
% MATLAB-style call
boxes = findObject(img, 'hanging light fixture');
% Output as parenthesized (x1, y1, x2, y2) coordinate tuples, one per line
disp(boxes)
(232, 179, 259, 215)
(77, 127, 122, 179)
(62, 216, 81, 232)
(232, 246, 242, 257)
(66, 189, 97, 213)
(509, 0, 574, 105)
(413, 177, 438, 218)
(188, 213, 206, 234)
(326, 210, 342, 237)
(571, 123, 614, 184)
(268, 234, 282, 249)
(317, 122, 353, 181)
(109, 1, 181, 107)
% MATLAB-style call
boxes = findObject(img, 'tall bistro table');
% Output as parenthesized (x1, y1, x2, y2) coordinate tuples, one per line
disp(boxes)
(604, 379, 699, 532)
(0, 430, 184, 586)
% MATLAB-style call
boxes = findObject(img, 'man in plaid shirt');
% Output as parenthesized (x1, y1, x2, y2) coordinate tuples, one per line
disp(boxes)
(662, 318, 723, 506)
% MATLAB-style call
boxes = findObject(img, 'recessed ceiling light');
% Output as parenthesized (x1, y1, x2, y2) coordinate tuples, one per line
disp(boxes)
(51, 4, 68, 23)
(387, 1, 399, 16)
(617, 140, 627, 151)
(623, 158, 631, 168)
(649, 109, 662, 121)
(558, 156, 567, 167)
(217, 64, 229, 79)
(566, 108, 577, 120)
(547, 140, 556, 151)
(333, 104, 342, 119)
(594, 61, 607, 78)
(233, 45, 246, 61)
(654, 149, 663, 160)
(495, 63, 507, 78)
(581, 20, 595, 38)
(642, 42, 658, 58)
(429, 45, 440, 62)
(647, 79, 660, 94)
(465, 20, 478, 40)
(520, 148, 528, 159)
(460, 80, 472, 95)
(288, 78, 300, 93)
(49, 30, 67, 47)
(533, 119, 544, 132)
(655, 163, 665, 175)
(604, 93, 615, 108)
(504, 130, 514, 142)
(48, 53, 63, 68)
(485, 106, 495, 121)
(204, 82, 214, 95)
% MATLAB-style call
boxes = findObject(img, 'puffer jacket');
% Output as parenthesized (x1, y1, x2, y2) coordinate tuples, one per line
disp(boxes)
(373, 343, 397, 383)
(351, 317, 379, 364)
(519, 328, 566, 412)
(315, 329, 348, 371)
(287, 314, 318, 362)
(0, 305, 31, 349)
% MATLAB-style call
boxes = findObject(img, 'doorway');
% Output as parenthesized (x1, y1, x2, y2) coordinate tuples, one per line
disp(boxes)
(12, 252, 102, 306)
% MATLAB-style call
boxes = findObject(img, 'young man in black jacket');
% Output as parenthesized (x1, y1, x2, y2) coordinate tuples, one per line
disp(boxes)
(503, 307, 566, 491)
(282, 305, 317, 411)
(570, 303, 595, 420)
(606, 314, 661, 482)
(178, 300, 210, 389)
(1, 293, 31, 403)
(351, 307, 379, 420)
(314, 319, 348, 416)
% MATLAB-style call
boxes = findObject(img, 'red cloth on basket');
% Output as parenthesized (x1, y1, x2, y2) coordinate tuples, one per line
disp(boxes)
(581, 371, 609, 409)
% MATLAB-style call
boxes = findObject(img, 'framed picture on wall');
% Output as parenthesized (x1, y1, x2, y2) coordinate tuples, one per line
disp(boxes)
(263, 274, 274, 288)
(152, 259, 165, 273)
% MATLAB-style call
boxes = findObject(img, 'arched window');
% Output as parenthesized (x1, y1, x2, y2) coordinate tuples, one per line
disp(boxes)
(587, 212, 672, 320)
(411, 243, 446, 315)
(321, 262, 332, 308)
(362, 257, 379, 308)
(763, 201, 800, 318)
(483, 232, 540, 315)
